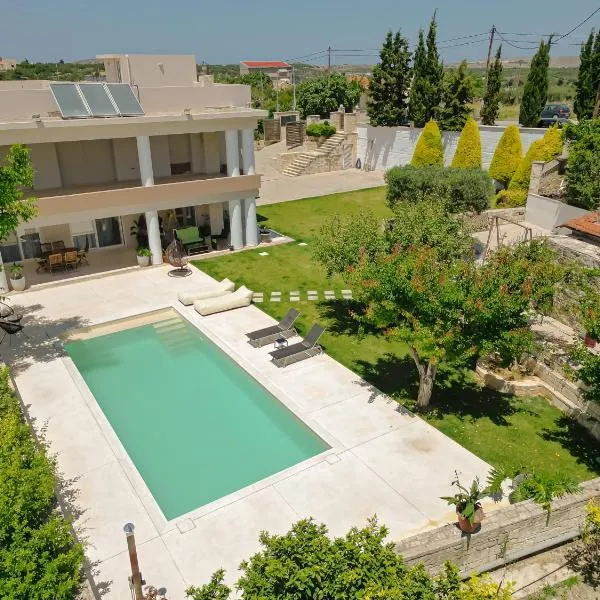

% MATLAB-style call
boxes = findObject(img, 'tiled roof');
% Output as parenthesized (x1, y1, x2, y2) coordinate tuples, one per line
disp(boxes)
(563, 212, 600, 239)
(241, 61, 290, 68)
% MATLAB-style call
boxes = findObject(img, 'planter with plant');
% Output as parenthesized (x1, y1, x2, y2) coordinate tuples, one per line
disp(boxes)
(9, 263, 26, 291)
(259, 225, 271, 243)
(136, 246, 152, 267)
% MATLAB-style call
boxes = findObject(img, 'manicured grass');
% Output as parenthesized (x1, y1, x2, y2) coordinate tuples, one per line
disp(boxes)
(193, 188, 600, 482)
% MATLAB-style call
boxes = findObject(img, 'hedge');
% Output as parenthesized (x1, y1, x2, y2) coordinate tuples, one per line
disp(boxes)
(385, 165, 494, 213)
(305, 121, 336, 138)
(564, 120, 600, 210)
(0, 367, 84, 599)
(451, 117, 482, 169)
(411, 119, 444, 167)
(488, 125, 523, 188)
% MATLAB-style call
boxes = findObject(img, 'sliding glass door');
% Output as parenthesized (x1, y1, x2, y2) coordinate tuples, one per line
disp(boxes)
(95, 217, 123, 248)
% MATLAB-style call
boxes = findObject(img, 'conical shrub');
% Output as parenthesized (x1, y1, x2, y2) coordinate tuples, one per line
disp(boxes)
(451, 117, 482, 169)
(489, 125, 523, 188)
(411, 119, 444, 167)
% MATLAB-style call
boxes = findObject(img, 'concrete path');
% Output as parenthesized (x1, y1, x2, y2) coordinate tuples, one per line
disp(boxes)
(5, 265, 492, 598)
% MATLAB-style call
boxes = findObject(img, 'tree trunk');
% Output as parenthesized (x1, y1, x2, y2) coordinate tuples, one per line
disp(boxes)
(409, 347, 438, 409)
(0, 254, 8, 295)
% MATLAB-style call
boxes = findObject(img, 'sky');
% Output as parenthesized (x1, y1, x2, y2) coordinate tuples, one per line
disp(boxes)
(2, 0, 599, 65)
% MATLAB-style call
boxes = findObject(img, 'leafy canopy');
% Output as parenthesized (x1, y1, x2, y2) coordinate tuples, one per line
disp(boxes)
(519, 38, 552, 127)
(368, 30, 412, 126)
(439, 60, 474, 132)
(574, 30, 600, 120)
(480, 46, 503, 126)
(564, 119, 600, 210)
(296, 73, 362, 118)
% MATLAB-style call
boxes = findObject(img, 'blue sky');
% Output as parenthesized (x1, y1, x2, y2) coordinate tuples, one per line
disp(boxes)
(3, 0, 599, 64)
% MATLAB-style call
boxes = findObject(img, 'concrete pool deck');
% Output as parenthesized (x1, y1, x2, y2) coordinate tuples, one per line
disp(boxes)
(5, 265, 496, 598)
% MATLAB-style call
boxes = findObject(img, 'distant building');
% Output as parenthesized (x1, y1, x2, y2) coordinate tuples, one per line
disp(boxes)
(239, 61, 291, 89)
(0, 57, 17, 71)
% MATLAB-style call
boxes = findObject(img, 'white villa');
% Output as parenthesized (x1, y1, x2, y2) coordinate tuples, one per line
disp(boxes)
(0, 53, 266, 269)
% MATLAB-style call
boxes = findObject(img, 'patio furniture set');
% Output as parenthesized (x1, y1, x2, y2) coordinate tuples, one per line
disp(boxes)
(178, 279, 325, 368)
(36, 240, 89, 274)
(0, 301, 26, 345)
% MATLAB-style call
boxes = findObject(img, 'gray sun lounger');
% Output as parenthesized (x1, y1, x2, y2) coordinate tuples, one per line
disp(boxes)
(269, 324, 325, 368)
(246, 308, 301, 348)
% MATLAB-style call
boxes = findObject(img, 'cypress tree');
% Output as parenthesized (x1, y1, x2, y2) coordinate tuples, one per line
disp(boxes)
(439, 60, 474, 131)
(368, 31, 412, 126)
(411, 119, 444, 166)
(574, 31, 595, 120)
(425, 11, 444, 116)
(592, 32, 600, 116)
(408, 30, 428, 126)
(489, 125, 523, 188)
(519, 38, 552, 127)
(480, 46, 503, 125)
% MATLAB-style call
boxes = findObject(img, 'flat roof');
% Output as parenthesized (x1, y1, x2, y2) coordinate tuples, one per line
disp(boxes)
(241, 61, 291, 68)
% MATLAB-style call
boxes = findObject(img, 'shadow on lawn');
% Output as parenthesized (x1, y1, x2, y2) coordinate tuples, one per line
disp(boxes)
(541, 416, 600, 476)
(317, 299, 381, 336)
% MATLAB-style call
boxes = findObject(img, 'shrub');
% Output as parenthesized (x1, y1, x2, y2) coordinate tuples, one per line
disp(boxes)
(497, 125, 563, 206)
(0, 367, 84, 599)
(385, 165, 494, 213)
(451, 117, 482, 169)
(489, 125, 523, 188)
(411, 119, 444, 167)
(305, 121, 336, 138)
(564, 119, 600, 210)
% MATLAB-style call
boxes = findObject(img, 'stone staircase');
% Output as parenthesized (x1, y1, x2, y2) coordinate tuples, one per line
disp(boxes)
(282, 133, 346, 177)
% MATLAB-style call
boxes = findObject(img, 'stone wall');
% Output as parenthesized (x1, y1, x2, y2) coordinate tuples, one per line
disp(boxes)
(395, 478, 600, 577)
(463, 207, 526, 233)
(357, 124, 546, 172)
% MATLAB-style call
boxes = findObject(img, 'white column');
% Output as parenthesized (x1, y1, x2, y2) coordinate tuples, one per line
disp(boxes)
(145, 210, 162, 266)
(136, 135, 154, 186)
(209, 202, 224, 235)
(241, 128, 256, 175)
(244, 197, 258, 247)
(225, 130, 240, 177)
(228, 199, 243, 250)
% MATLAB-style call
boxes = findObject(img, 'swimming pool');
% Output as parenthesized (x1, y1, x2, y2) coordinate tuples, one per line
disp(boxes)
(65, 313, 329, 520)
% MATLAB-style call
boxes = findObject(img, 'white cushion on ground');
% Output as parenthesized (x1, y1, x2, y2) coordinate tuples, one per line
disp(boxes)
(193, 286, 254, 316)
(177, 278, 235, 305)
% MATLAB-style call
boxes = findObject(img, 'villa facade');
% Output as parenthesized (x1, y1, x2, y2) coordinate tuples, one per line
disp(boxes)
(0, 54, 266, 266)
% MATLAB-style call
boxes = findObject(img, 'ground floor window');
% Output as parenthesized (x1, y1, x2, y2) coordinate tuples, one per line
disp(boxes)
(95, 217, 122, 248)
(72, 233, 98, 250)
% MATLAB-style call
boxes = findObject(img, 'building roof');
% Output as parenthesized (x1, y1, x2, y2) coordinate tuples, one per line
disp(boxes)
(563, 212, 600, 239)
(240, 61, 290, 69)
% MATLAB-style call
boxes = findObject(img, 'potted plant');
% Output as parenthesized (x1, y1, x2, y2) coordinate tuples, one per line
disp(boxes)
(9, 263, 26, 291)
(259, 226, 271, 243)
(136, 246, 152, 267)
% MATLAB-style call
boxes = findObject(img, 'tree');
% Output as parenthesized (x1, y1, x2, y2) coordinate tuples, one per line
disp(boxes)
(574, 31, 596, 120)
(451, 117, 482, 169)
(296, 73, 362, 118)
(519, 38, 552, 127)
(368, 30, 412, 126)
(411, 119, 444, 166)
(564, 119, 600, 210)
(489, 125, 523, 188)
(439, 60, 474, 131)
(0, 145, 37, 291)
(186, 517, 513, 600)
(480, 46, 503, 125)
(408, 30, 429, 126)
(425, 11, 444, 118)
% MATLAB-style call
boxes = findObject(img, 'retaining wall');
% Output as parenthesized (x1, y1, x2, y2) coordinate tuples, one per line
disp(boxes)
(357, 124, 546, 172)
(395, 478, 600, 577)
(525, 193, 589, 231)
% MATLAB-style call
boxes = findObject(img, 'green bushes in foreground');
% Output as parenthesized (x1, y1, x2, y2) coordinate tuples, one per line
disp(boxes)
(0, 367, 84, 600)
(305, 121, 337, 138)
(385, 164, 494, 213)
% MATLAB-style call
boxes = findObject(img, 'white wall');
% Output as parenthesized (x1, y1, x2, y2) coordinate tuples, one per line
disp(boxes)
(112, 138, 140, 182)
(150, 135, 171, 178)
(203, 132, 221, 174)
(29, 143, 62, 189)
(525, 194, 590, 231)
(357, 124, 546, 172)
(190, 133, 204, 173)
(56, 140, 115, 187)
(168, 134, 191, 164)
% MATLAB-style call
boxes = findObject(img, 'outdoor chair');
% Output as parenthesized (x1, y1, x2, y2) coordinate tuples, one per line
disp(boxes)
(51, 240, 65, 251)
(0, 301, 22, 323)
(246, 308, 300, 348)
(36, 256, 49, 272)
(64, 250, 78, 271)
(175, 226, 209, 255)
(77, 238, 90, 266)
(0, 319, 27, 345)
(48, 253, 64, 273)
(40, 242, 52, 253)
(269, 324, 325, 368)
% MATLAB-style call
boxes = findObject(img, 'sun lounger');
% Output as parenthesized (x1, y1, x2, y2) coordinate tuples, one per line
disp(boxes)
(246, 308, 301, 348)
(194, 285, 253, 316)
(269, 324, 325, 368)
(178, 278, 235, 305)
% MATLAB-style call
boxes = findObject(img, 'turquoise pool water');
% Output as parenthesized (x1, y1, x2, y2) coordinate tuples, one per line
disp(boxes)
(65, 315, 328, 520)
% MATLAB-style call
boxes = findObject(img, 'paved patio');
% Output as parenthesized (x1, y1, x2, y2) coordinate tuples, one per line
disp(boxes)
(4, 265, 496, 598)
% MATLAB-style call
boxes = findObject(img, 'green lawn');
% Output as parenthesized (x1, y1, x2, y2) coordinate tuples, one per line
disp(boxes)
(193, 188, 600, 482)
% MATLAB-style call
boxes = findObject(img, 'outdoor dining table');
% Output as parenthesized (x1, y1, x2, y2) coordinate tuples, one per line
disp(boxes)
(40, 247, 78, 259)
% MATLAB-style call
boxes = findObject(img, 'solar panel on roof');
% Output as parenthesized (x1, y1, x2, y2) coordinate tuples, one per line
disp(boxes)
(49, 84, 90, 118)
(78, 83, 119, 117)
(106, 84, 144, 116)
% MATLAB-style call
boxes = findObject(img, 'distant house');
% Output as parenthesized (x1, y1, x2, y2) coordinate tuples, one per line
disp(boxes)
(0, 57, 17, 71)
(562, 210, 600, 247)
(239, 61, 292, 89)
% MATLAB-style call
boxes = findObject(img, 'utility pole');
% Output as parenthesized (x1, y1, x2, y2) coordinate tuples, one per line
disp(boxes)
(486, 25, 496, 73)
(327, 46, 332, 71)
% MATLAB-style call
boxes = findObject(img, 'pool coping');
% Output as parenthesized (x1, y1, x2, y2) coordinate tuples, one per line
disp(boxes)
(62, 304, 344, 535)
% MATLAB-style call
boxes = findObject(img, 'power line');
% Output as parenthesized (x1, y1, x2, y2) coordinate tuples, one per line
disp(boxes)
(554, 6, 600, 40)
(438, 32, 488, 43)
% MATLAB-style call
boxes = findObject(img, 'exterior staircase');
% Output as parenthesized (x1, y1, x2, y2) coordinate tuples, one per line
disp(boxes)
(282, 132, 346, 177)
